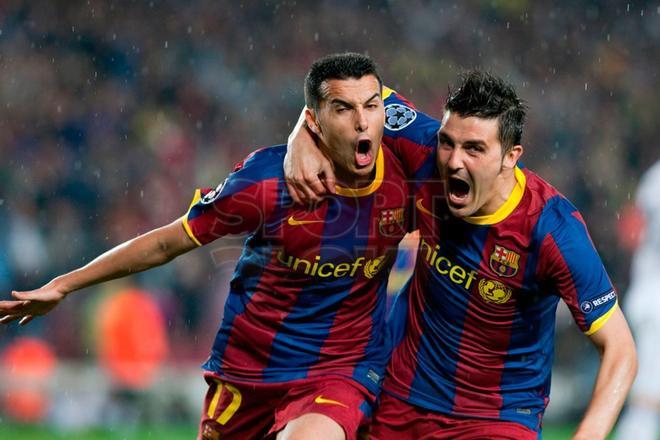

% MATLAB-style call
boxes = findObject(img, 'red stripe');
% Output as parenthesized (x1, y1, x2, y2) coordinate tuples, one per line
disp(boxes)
(537, 234, 587, 331)
(311, 150, 409, 379)
(451, 199, 535, 416)
(385, 264, 429, 400)
(220, 205, 328, 380)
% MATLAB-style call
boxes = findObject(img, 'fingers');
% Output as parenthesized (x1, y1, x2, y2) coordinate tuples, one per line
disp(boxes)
(298, 184, 322, 205)
(319, 162, 336, 195)
(0, 314, 18, 324)
(19, 315, 33, 326)
(287, 174, 324, 205)
(286, 181, 303, 205)
(0, 300, 29, 312)
(303, 175, 326, 203)
(12, 290, 34, 300)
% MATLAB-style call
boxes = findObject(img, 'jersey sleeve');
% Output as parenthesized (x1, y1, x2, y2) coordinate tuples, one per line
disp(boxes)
(182, 148, 282, 246)
(536, 197, 617, 335)
(382, 86, 440, 178)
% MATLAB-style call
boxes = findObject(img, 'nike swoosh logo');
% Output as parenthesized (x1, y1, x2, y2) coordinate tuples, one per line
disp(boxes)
(416, 198, 442, 220)
(314, 395, 348, 408)
(287, 216, 325, 226)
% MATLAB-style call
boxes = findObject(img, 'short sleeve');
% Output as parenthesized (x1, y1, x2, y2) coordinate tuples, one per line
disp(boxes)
(382, 86, 440, 179)
(182, 149, 282, 246)
(536, 197, 617, 335)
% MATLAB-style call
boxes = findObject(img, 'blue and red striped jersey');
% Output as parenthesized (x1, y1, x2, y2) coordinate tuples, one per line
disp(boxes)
(183, 144, 410, 394)
(381, 90, 618, 431)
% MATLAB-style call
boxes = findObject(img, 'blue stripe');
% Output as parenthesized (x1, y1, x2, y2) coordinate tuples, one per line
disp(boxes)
(535, 196, 615, 324)
(352, 279, 389, 394)
(220, 145, 285, 194)
(408, 221, 490, 410)
(264, 194, 375, 382)
(497, 201, 555, 431)
(188, 144, 286, 223)
(203, 178, 290, 373)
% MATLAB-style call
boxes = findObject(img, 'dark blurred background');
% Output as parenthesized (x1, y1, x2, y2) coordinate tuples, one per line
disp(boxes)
(0, 0, 657, 435)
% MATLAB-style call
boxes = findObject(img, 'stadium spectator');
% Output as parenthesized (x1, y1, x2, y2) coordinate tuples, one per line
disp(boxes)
(286, 70, 637, 439)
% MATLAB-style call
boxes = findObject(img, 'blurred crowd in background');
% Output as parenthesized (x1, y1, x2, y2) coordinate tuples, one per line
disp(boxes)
(0, 0, 658, 429)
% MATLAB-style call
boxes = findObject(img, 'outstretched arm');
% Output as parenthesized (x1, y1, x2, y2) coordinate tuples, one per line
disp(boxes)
(284, 107, 336, 204)
(0, 218, 197, 325)
(572, 306, 637, 440)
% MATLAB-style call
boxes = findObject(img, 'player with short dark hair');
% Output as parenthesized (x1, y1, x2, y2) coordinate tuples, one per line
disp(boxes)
(286, 69, 637, 440)
(305, 52, 383, 111)
(0, 52, 412, 440)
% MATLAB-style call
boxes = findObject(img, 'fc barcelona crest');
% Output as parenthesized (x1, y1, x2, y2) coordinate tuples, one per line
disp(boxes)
(489, 245, 520, 278)
(379, 208, 405, 236)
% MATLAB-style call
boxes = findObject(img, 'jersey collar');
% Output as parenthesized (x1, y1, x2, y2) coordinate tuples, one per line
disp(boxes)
(334, 146, 384, 197)
(462, 166, 526, 225)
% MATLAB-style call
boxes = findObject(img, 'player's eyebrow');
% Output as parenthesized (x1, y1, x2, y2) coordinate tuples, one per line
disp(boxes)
(462, 139, 487, 149)
(364, 92, 381, 103)
(330, 92, 380, 108)
(438, 131, 453, 145)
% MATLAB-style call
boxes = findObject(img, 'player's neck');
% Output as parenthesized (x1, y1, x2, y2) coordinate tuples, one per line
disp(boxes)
(335, 167, 376, 189)
(478, 171, 518, 216)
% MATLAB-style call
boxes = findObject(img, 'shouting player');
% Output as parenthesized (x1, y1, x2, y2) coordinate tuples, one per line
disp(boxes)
(0, 53, 412, 440)
(286, 70, 637, 440)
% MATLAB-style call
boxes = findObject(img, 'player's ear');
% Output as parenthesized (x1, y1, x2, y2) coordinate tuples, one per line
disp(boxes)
(304, 108, 322, 136)
(502, 144, 523, 170)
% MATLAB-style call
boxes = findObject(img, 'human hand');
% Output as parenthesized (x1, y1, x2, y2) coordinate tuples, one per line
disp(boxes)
(284, 109, 336, 204)
(0, 283, 68, 325)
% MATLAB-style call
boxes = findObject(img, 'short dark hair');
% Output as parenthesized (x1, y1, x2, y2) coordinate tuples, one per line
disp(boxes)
(304, 52, 382, 110)
(445, 70, 527, 153)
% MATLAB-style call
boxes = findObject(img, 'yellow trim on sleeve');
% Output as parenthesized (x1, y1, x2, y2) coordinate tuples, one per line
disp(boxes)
(181, 189, 203, 247)
(463, 166, 526, 225)
(334, 146, 384, 197)
(584, 300, 618, 336)
(382, 86, 395, 100)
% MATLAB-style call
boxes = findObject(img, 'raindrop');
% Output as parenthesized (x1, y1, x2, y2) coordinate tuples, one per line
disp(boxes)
(187, 26, 192, 34)
(640, 9, 644, 16)
(626, 3, 630, 12)
(0, 199, 4, 206)
(584, 83, 588, 91)
(314, 32, 319, 41)
(606, 34, 610, 41)
(164, 40, 168, 48)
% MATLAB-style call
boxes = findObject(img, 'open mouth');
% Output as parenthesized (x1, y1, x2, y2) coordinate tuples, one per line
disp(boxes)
(448, 177, 471, 202)
(355, 139, 373, 167)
